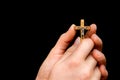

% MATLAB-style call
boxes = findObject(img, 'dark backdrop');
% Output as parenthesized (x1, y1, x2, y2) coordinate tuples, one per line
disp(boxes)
(3, 4, 119, 80)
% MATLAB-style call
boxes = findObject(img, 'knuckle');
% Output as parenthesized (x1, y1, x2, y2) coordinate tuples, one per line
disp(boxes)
(67, 59, 80, 68)
(99, 37, 103, 45)
(98, 53, 106, 65)
(80, 70, 91, 79)
(103, 69, 108, 79)
(85, 38, 94, 46)
(88, 38, 94, 45)
(60, 33, 66, 38)
(79, 65, 92, 79)
(65, 48, 73, 54)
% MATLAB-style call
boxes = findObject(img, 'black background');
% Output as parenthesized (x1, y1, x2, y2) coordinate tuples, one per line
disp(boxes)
(2, 2, 119, 80)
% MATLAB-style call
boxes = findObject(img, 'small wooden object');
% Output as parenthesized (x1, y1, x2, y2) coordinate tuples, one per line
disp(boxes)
(75, 19, 90, 40)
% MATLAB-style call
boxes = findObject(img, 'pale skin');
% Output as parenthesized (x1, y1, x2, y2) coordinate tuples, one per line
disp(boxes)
(36, 24, 108, 80)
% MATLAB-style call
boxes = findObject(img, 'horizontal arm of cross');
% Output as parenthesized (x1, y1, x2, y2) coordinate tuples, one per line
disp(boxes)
(74, 26, 90, 30)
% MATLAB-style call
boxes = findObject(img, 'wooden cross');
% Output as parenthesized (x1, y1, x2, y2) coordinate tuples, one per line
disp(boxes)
(75, 19, 91, 40)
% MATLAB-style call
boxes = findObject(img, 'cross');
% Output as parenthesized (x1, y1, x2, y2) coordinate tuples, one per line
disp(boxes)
(75, 19, 91, 40)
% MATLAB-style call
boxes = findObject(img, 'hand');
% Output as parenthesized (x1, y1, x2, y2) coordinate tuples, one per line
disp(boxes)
(36, 24, 108, 80)
(48, 38, 103, 80)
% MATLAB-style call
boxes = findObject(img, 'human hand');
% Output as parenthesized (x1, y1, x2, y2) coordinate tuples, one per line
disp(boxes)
(48, 37, 104, 80)
(36, 24, 108, 80)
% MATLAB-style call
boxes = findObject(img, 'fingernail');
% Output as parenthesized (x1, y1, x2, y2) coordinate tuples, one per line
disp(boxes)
(91, 34, 98, 40)
(68, 24, 76, 31)
(90, 24, 97, 29)
(74, 37, 80, 45)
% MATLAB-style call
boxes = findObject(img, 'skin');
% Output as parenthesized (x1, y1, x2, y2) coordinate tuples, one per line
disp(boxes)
(36, 24, 108, 80)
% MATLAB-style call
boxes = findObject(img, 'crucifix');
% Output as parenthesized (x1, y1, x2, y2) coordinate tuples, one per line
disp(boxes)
(75, 19, 91, 40)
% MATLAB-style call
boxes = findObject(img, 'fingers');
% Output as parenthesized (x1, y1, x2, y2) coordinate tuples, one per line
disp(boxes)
(91, 67, 101, 80)
(92, 49, 108, 79)
(92, 49, 106, 65)
(52, 24, 76, 54)
(91, 65, 108, 80)
(85, 24, 102, 51)
(85, 24, 97, 38)
(91, 34, 103, 51)
(71, 38, 94, 60)
(100, 65, 108, 80)
(85, 55, 97, 69)
(65, 37, 80, 54)
(59, 37, 80, 61)
(85, 48, 105, 70)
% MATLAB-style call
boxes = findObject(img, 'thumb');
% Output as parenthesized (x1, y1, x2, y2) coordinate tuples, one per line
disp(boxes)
(52, 24, 76, 55)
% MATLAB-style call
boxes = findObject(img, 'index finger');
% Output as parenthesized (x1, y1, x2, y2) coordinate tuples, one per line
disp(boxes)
(85, 24, 97, 38)
(53, 24, 76, 55)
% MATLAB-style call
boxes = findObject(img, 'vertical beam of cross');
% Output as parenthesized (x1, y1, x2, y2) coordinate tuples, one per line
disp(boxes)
(75, 19, 90, 40)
